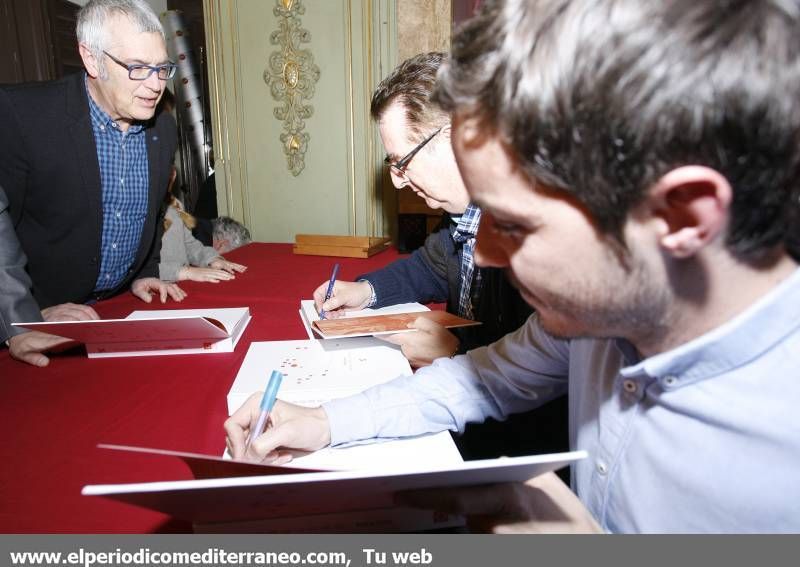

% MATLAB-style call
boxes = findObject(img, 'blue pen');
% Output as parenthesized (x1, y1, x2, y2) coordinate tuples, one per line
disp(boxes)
(318, 262, 340, 320)
(245, 369, 284, 451)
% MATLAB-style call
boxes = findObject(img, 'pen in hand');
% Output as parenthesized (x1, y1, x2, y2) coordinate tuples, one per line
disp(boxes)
(245, 369, 284, 453)
(318, 263, 340, 320)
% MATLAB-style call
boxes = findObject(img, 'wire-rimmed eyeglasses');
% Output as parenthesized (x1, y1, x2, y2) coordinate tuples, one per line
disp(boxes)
(384, 127, 443, 177)
(103, 50, 177, 81)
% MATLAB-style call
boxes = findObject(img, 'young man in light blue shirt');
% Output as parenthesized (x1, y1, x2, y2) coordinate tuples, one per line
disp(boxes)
(226, 0, 800, 532)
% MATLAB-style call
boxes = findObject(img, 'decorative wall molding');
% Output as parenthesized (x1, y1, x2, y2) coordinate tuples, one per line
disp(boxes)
(263, 0, 321, 176)
(203, 0, 397, 242)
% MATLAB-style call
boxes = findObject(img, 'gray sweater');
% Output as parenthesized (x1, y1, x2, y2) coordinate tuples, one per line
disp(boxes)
(158, 204, 220, 282)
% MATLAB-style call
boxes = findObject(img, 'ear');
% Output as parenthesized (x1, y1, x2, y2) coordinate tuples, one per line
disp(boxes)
(647, 166, 732, 258)
(452, 112, 491, 150)
(79, 43, 101, 78)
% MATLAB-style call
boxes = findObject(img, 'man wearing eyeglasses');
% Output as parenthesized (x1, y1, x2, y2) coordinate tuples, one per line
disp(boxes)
(0, 0, 186, 366)
(312, 52, 567, 460)
(232, 0, 800, 533)
(314, 53, 535, 369)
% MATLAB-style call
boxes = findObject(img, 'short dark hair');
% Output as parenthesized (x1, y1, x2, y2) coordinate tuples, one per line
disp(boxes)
(436, 0, 800, 262)
(370, 52, 449, 140)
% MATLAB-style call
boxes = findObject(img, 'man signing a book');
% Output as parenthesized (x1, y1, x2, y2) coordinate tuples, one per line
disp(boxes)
(227, 0, 800, 533)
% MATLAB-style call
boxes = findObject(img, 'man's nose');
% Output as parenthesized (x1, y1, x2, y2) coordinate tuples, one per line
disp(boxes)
(144, 71, 163, 91)
(390, 170, 409, 189)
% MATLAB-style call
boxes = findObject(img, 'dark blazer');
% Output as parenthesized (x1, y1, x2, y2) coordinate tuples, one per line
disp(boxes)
(0, 73, 177, 308)
(0, 186, 42, 342)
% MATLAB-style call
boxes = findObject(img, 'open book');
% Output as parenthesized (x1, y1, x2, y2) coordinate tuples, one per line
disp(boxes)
(13, 307, 251, 358)
(82, 443, 586, 532)
(227, 338, 463, 471)
(84, 339, 585, 531)
(299, 299, 479, 339)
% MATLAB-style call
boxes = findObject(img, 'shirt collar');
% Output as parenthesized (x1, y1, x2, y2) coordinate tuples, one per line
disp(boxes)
(620, 266, 800, 389)
(84, 74, 144, 135)
(451, 204, 482, 241)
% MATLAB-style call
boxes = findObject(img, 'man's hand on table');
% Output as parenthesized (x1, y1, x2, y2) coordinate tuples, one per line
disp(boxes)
(41, 302, 100, 321)
(224, 395, 332, 463)
(8, 302, 98, 366)
(131, 277, 187, 303)
(8, 331, 77, 367)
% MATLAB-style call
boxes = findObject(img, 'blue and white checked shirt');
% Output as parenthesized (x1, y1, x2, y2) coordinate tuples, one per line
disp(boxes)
(325, 268, 800, 532)
(450, 204, 482, 319)
(86, 77, 149, 292)
(362, 205, 484, 314)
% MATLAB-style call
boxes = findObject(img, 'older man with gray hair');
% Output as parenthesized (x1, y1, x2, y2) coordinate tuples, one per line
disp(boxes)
(0, 0, 187, 366)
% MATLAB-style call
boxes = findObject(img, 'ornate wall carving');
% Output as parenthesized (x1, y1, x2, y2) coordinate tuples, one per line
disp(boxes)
(263, 0, 321, 176)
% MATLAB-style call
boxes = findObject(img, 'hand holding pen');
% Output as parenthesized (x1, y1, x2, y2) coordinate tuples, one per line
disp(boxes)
(245, 369, 284, 452)
(318, 263, 340, 320)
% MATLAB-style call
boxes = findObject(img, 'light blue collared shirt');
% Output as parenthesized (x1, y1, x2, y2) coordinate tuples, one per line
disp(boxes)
(324, 267, 800, 532)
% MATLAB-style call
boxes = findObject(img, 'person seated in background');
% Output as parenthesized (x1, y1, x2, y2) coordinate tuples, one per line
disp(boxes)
(193, 215, 253, 254)
(160, 186, 247, 284)
(228, 0, 800, 533)
(312, 51, 568, 460)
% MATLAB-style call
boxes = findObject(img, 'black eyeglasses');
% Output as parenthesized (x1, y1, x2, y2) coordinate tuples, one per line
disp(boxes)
(384, 127, 442, 177)
(103, 51, 177, 81)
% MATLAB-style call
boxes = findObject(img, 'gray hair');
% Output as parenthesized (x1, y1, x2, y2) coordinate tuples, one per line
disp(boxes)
(436, 0, 800, 263)
(212, 217, 252, 251)
(77, 0, 165, 78)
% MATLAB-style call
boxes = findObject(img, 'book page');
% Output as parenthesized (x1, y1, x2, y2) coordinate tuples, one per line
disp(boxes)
(229, 338, 412, 411)
(311, 310, 481, 339)
(13, 317, 229, 345)
(126, 307, 250, 336)
(227, 339, 464, 471)
(299, 300, 429, 333)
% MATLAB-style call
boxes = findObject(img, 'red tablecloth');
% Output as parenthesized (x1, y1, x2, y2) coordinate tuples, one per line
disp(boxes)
(0, 243, 403, 533)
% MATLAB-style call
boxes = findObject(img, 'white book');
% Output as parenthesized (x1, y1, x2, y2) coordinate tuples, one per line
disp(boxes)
(13, 307, 251, 358)
(227, 339, 463, 471)
(84, 338, 586, 532)
(83, 445, 464, 532)
(81, 451, 587, 528)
